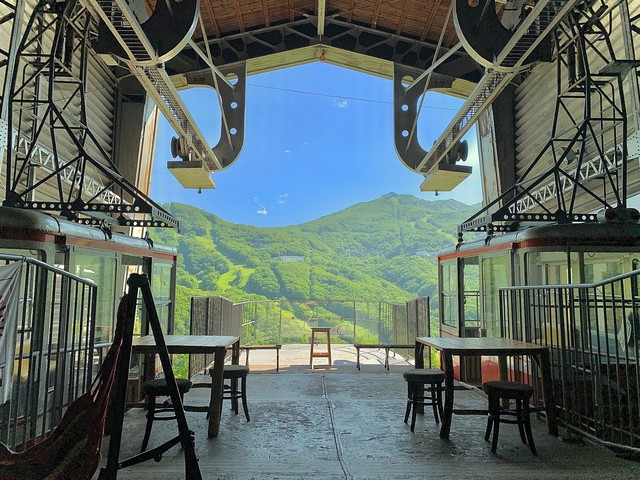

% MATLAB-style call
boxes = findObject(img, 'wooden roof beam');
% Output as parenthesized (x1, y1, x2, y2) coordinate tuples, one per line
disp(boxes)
(262, 0, 271, 27)
(420, 0, 442, 42)
(372, 0, 382, 29)
(234, 0, 245, 32)
(396, 0, 411, 35)
(317, 0, 326, 36)
(203, 0, 220, 37)
(347, 0, 355, 22)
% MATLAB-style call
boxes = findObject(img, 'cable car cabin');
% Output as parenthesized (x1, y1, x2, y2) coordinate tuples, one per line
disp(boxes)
(437, 222, 640, 386)
(0, 206, 177, 399)
(0, 207, 177, 447)
(0, 206, 177, 341)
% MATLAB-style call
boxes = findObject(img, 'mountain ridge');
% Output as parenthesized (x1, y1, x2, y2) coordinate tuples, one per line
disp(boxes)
(149, 193, 480, 334)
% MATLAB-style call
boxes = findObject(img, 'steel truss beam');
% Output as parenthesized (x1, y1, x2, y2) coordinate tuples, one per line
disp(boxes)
(460, 0, 640, 238)
(84, 0, 246, 188)
(176, 15, 481, 83)
(0, 0, 25, 170)
(3, 1, 177, 228)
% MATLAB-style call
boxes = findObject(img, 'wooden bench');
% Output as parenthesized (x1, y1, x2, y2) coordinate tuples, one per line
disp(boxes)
(241, 345, 282, 372)
(354, 344, 415, 370)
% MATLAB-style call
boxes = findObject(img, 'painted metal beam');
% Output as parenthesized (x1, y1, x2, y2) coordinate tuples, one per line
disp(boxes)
(317, 0, 326, 37)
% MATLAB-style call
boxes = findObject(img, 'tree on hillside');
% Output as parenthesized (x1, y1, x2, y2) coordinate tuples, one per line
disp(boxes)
(245, 266, 280, 298)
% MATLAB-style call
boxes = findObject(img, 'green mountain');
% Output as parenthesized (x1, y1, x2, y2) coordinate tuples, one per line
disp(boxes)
(149, 193, 479, 336)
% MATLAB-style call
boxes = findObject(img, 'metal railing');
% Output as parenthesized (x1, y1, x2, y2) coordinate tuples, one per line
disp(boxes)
(500, 270, 640, 453)
(188, 296, 430, 373)
(0, 254, 98, 450)
(237, 298, 429, 349)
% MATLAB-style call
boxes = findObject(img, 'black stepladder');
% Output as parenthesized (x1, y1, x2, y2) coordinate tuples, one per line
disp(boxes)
(99, 273, 202, 480)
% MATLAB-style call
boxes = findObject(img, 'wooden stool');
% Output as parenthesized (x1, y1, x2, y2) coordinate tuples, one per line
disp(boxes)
(210, 364, 250, 421)
(483, 381, 537, 455)
(402, 368, 445, 432)
(309, 327, 332, 369)
(140, 378, 193, 452)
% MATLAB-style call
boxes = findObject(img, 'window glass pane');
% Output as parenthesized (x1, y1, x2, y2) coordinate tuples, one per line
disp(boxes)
(582, 252, 633, 345)
(583, 252, 627, 283)
(481, 255, 509, 337)
(526, 252, 570, 285)
(151, 261, 173, 333)
(441, 261, 458, 328)
(462, 258, 481, 334)
(74, 253, 116, 345)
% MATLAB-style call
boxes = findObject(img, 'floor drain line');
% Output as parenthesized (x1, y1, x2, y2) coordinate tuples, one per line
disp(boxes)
(321, 374, 353, 480)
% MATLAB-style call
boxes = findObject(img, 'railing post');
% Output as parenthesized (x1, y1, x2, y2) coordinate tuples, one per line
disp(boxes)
(352, 301, 357, 343)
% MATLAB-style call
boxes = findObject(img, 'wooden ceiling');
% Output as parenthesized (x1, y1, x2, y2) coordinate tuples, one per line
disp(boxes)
(160, 0, 480, 93)
(197, 1, 458, 48)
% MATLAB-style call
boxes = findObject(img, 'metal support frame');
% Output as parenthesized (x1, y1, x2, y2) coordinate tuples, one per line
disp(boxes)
(83, 0, 246, 188)
(460, 0, 639, 238)
(178, 63, 247, 169)
(0, 0, 25, 174)
(393, 63, 463, 170)
(3, 1, 177, 227)
(181, 15, 480, 83)
(397, 0, 580, 184)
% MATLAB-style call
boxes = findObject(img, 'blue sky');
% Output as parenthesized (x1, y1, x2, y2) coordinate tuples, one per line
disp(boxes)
(150, 62, 481, 227)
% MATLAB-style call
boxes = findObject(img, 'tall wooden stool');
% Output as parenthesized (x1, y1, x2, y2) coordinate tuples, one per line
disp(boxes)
(140, 378, 193, 452)
(210, 364, 250, 421)
(309, 327, 332, 369)
(402, 368, 445, 432)
(483, 381, 537, 455)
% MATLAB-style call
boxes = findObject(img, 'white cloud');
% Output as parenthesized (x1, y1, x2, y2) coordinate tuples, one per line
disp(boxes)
(276, 193, 289, 204)
(284, 149, 291, 154)
(334, 99, 348, 109)
(257, 206, 268, 215)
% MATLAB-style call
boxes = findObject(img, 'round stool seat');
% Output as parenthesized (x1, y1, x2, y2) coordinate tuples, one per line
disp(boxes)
(402, 369, 445, 432)
(403, 368, 445, 383)
(140, 378, 192, 453)
(143, 378, 192, 396)
(483, 381, 533, 398)
(483, 381, 537, 455)
(209, 364, 251, 422)
(210, 364, 249, 379)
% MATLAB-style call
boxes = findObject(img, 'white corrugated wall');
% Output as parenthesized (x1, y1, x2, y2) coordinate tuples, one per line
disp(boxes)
(0, 0, 116, 204)
(513, 0, 640, 212)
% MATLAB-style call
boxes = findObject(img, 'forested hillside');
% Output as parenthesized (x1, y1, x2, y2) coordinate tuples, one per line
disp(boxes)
(149, 193, 479, 336)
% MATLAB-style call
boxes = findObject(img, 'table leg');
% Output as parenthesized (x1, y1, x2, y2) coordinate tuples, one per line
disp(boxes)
(538, 350, 558, 436)
(232, 340, 240, 365)
(441, 350, 454, 439)
(415, 341, 424, 368)
(207, 349, 226, 438)
(498, 355, 508, 380)
(414, 342, 425, 414)
(498, 355, 509, 409)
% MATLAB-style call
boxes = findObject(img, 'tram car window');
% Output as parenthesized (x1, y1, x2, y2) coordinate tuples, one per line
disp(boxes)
(438, 222, 640, 384)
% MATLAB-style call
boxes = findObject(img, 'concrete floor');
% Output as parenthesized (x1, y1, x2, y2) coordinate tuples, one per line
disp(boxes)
(98, 345, 640, 480)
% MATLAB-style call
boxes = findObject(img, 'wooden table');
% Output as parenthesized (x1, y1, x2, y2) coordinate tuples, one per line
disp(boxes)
(133, 334, 240, 438)
(415, 337, 557, 440)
